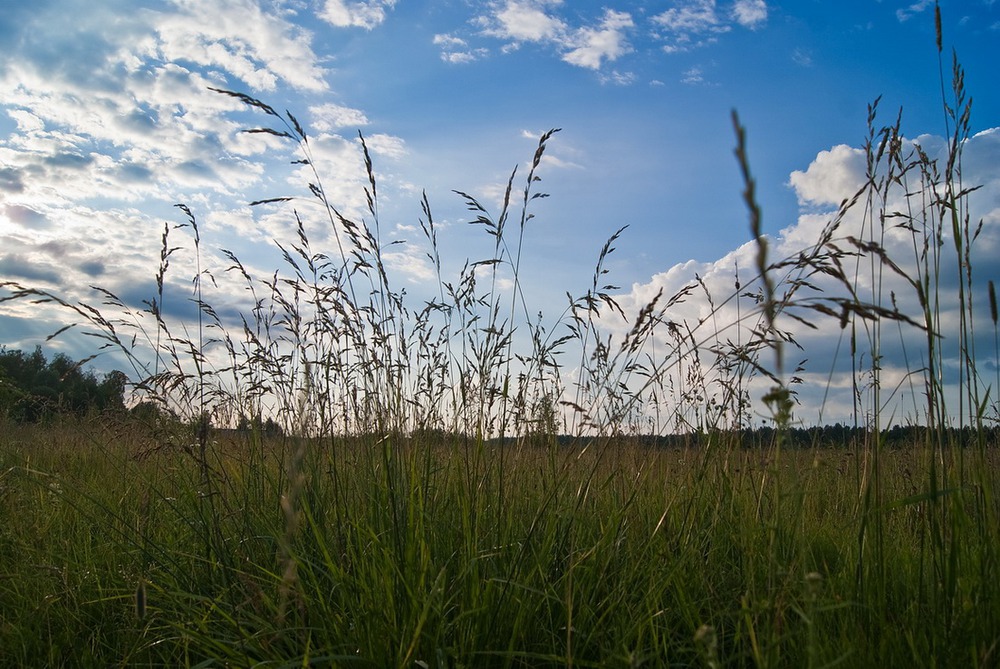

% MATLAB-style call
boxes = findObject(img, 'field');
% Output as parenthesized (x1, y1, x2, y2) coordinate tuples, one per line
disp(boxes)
(1, 419, 998, 667)
(2, 14, 999, 667)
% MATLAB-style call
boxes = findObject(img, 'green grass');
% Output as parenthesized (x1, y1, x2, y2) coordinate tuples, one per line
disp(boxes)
(1, 422, 998, 667)
(1, 8, 999, 666)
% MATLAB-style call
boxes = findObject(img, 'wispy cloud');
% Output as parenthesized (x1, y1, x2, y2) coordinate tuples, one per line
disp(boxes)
(792, 47, 813, 67)
(599, 69, 638, 86)
(681, 66, 706, 85)
(653, 0, 769, 52)
(896, 0, 935, 22)
(433, 34, 489, 64)
(653, 0, 726, 33)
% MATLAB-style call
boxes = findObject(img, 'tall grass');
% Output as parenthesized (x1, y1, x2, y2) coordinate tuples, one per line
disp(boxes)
(1, 9, 998, 667)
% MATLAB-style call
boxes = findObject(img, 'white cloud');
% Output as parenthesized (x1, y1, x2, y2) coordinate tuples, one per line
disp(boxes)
(319, 0, 397, 30)
(605, 127, 1000, 426)
(653, 0, 768, 53)
(561, 9, 634, 70)
(434, 35, 489, 64)
(0, 0, 333, 215)
(465, 0, 764, 71)
(787, 145, 867, 207)
(364, 133, 407, 160)
(0, 0, 352, 217)
(6, 109, 45, 133)
(487, 1, 568, 43)
(539, 153, 582, 170)
(433, 34, 468, 49)
(681, 66, 705, 85)
(383, 248, 436, 283)
(599, 69, 638, 86)
(476, 2, 634, 72)
(731, 0, 768, 29)
(792, 47, 813, 67)
(0, 203, 183, 311)
(653, 0, 724, 34)
(896, 0, 935, 22)
(309, 103, 370, 131)
(0, 0, 369, 367)
(155, 0, 328, 92)
(440, 49, 489, 64)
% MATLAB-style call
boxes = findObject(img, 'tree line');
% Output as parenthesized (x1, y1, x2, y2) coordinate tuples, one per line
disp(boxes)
(0, 346, 126, 422)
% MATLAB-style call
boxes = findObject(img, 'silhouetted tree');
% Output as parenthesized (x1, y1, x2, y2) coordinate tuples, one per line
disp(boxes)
(0, 346, 127, 422)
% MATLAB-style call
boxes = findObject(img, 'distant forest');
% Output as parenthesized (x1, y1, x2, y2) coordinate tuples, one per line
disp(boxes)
(0, 346, 126, 422)
(568, 424, 1000, 450)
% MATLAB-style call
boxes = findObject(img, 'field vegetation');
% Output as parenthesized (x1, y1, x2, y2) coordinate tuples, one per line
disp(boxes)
(1, 9, 998, 667)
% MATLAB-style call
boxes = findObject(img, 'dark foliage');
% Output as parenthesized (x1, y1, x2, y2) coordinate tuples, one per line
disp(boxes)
(234, 412, 285, 437)
(0, 346, 126, 422)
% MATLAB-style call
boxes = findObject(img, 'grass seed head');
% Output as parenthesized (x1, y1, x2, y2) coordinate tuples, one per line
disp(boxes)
(989, 280, 997, 325)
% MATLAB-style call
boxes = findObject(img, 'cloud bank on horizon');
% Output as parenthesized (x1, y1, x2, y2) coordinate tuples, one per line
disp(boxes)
(1, 0, 998, 427)
(609, 125, 1000, 426)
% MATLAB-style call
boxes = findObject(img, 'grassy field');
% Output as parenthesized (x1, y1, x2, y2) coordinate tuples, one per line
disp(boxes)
(2, 11, 999, 667)
(1, 419, 998, 667)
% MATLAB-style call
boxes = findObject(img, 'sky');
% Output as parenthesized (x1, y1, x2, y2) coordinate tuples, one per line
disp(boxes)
(1, 0, 999, 428)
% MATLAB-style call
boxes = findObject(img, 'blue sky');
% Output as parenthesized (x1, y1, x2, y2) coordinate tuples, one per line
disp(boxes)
(1, 0, 998, 427)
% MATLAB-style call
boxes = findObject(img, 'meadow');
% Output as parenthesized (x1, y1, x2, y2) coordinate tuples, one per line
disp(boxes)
(1, 14, 999, 667)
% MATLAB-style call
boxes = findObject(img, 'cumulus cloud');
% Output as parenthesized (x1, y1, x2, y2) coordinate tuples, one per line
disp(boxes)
(309, 103, 370, 131)
(0, 253, 64, 285)
(604, 126, 1000, 426)
(383, 248, 436, 283)
(319, 0, 397, 30)
(561, 9, 634, 70)
(0, 0, 331, 217)
(0, 163, 27, 195)
(0, 0, 386, 369)
(475, 2, 633, 71)
(450, 1, 767, 73)
(731, 0, 768, 29)
(433, 34, 468, 49)
(440, 49, 489, 64)
(153, 0, 328, 92)
(364, 133, 407, 160)
(485, 0, 568, 43)
(787, 145, 867, 207)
